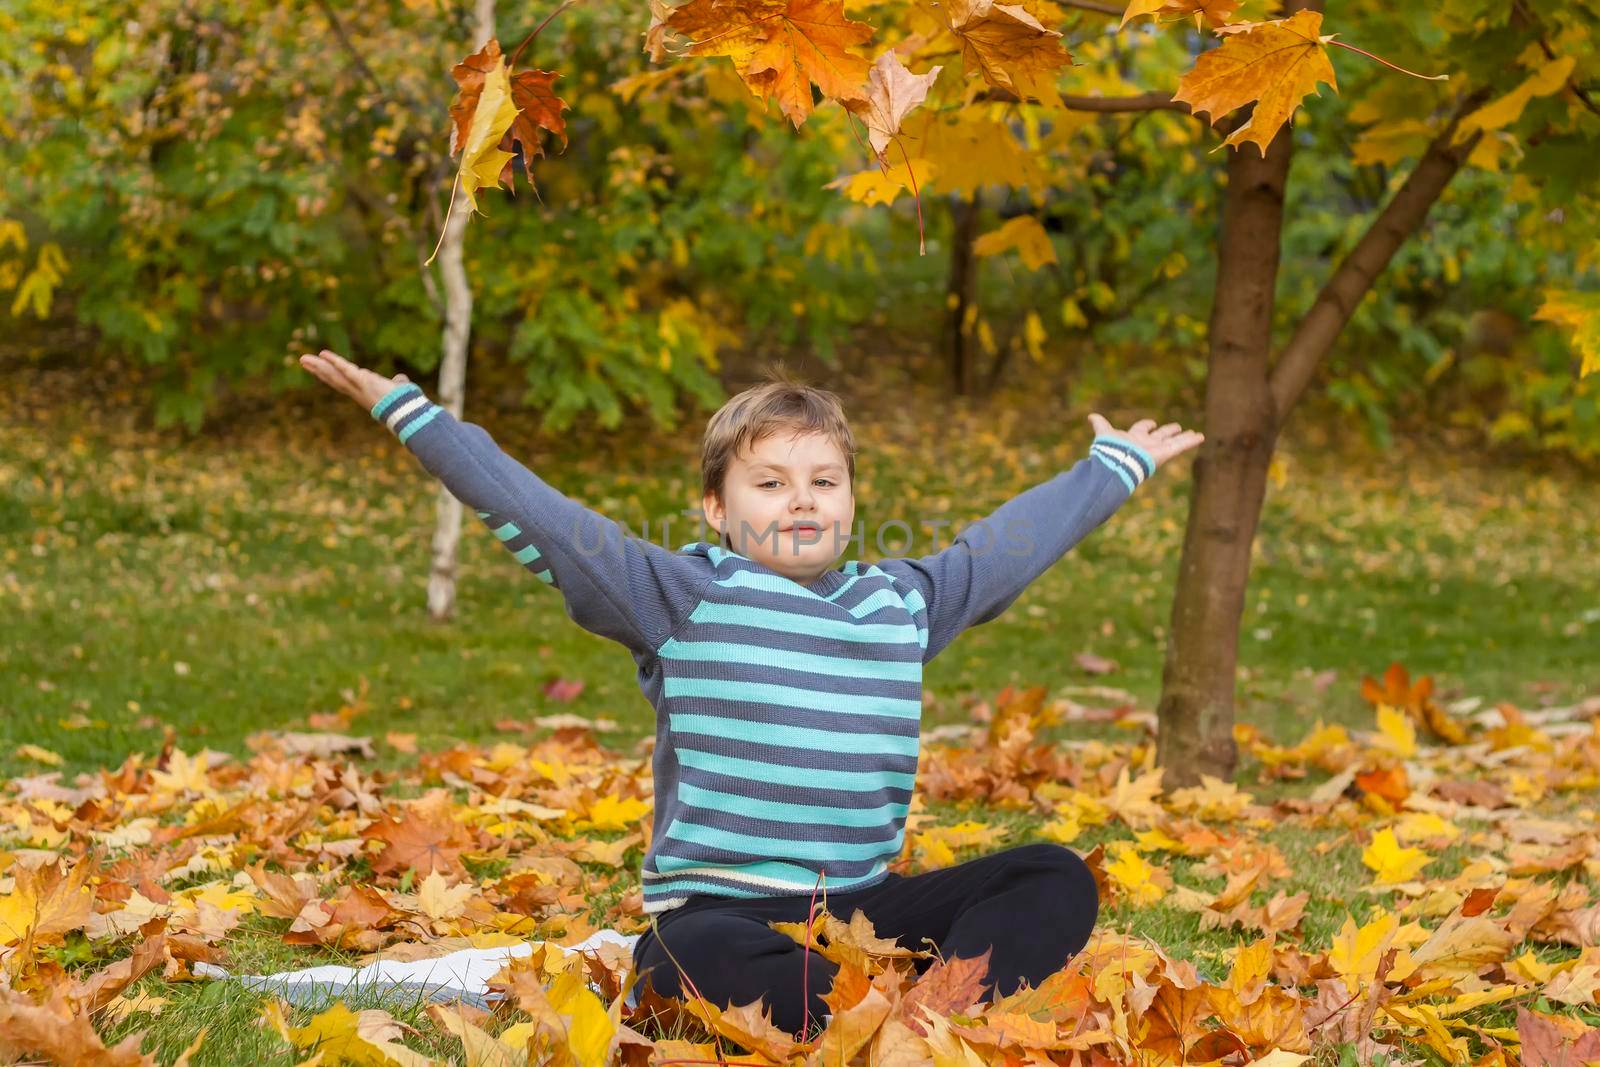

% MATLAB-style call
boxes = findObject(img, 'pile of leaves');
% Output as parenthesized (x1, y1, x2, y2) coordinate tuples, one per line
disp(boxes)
(4, 665, 1600, 1065)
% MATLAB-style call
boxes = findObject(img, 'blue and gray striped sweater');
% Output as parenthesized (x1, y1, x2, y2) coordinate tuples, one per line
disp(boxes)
(371, 382, 1155, 914)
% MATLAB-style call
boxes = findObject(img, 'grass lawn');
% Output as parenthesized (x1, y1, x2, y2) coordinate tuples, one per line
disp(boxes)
(2, 357, 1598, 1064)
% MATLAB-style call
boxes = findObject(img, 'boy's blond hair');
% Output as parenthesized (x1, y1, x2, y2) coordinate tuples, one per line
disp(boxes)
(700, 362, 857, 520)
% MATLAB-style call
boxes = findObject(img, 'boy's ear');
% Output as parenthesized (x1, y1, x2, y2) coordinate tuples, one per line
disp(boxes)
(701, 490, 724, 532)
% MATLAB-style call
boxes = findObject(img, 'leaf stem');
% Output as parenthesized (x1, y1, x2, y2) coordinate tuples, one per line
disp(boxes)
(424, 174, 463, 267)
(896, 138, 927, 256)
(508, 0, 583, 70)
(1325, 39, 1448, 81)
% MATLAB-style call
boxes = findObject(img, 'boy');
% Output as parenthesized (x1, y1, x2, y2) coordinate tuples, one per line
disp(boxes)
(299, 349, 1202, 1034)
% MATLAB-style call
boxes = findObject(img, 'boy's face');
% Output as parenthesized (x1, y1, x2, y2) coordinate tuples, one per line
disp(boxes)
(702, 428, 855, 586)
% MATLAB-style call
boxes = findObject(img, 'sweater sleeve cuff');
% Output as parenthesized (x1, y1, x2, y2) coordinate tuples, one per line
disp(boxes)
(371, 382, 439, 443)
(1089, 434, 1156, 493)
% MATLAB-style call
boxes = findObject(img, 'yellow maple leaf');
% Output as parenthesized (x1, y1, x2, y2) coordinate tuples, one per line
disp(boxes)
(1409, 915, 1517, 981)
(151, 748, 213, 795)
(1133, 826, 1182, 853)
(1363, 827, 1431, 886)
(576, 794, 650, 832)
(13, 743, 63, 766)
(1172, 9, 1337, 154)
(1372, 703, 1417, 758)
(1167, 774, 1253, 821)
(1119, 0, 1168, 28)
(973, 216, 1057, 271)
(263, 1000, 435, 1067)
(826, 157, 938, 207)
(454, 51, 520, 218)
(1039, 815, 1082, 844)
(1227, 936, 1274, 1003)
(1103, 765, 1166, 828)
(546, 969, 618, 1067)
(1535, 290, 1600, 378)
(1457, 56, 1575, 140)
(1105, 842, 1166, 904)
(0, 859, 94, 946)
(418, 869, 473, 923)
(1393, 811, 1460, 845)
(1329, 909, 1404, 984)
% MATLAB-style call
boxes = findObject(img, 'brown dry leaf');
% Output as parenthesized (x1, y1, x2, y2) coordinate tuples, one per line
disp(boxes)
(1517, 1006, 1600, 1066)
(0, 984, 158, 1066)
(712, 998, 805, 1061)
(844, 51, 943, 159)
(1409, 914, 1517, 980)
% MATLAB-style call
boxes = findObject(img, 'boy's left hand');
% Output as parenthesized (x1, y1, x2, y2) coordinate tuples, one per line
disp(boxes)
(299, 349, 411, 412)
(1088, 413, 1204, 472)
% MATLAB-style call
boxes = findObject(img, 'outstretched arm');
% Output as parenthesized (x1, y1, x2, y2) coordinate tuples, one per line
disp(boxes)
(875, 413, 1202, 663)
(300, 349, 711, 658)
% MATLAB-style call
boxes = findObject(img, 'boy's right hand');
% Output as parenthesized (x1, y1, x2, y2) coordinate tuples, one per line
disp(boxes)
(299, 349, 411, 412)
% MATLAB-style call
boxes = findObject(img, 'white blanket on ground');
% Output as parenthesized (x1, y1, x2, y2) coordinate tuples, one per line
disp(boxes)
(194, 930, 641, 1011)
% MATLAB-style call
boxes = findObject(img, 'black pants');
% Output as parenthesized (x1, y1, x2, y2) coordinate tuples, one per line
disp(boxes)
(631, 843, 1099, 1036)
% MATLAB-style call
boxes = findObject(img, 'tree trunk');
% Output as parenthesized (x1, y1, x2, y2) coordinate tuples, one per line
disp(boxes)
(1154, 84, 1489, 785)
(945, 193, 982, 396)
(1153, 124, 1293, 786)
(426, 0, 496, 622)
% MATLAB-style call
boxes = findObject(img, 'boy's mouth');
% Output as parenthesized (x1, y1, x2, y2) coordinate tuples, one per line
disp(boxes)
(781, 522, 823, 533)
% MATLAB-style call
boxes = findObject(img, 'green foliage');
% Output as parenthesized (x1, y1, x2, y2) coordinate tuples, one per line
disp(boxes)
(0, 0, 1594, 462)
(0, 2, 879, 432)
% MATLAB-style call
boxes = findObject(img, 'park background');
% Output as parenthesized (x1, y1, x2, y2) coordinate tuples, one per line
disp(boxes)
(3, 0, 1600, 1064)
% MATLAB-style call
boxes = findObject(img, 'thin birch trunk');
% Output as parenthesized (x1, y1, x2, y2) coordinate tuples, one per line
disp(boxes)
(427, 0, 497, 621)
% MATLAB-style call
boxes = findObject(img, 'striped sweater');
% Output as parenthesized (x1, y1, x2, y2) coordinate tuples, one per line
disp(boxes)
(371, 382, 1155, 914)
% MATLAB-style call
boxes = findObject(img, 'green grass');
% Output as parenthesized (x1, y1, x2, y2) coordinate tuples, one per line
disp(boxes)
(4, 362, 1594, 773)
(2, 359, 1598, 1063)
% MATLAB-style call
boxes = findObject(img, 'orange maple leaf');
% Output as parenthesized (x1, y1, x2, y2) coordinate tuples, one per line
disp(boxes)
(447, 39, 568, 196)
(895, 950, 993, 1034)
(664, 0, 874, 127)
(1171, 8, 1337, 153)
(944, 0, 1073, 106)
(361, 794, 469, 878)
(1360, 661, 1470, 745)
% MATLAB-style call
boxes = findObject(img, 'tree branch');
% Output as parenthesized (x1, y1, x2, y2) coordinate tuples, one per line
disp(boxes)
(1060, 0, 1123, 15)
(973, 87, 1187, 113)
(1266, 89, 1494, 421)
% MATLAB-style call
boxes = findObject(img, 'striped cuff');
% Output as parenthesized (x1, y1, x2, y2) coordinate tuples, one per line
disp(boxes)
(1089, 434, 1156, 493)
(370, 382, 441, 444)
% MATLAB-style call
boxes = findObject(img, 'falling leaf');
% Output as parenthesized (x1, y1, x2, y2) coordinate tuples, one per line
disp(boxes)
(430, 35, 525, 265)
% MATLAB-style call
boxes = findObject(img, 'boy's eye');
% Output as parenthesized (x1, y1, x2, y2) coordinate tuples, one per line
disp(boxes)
(759, 479, 835, 488)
